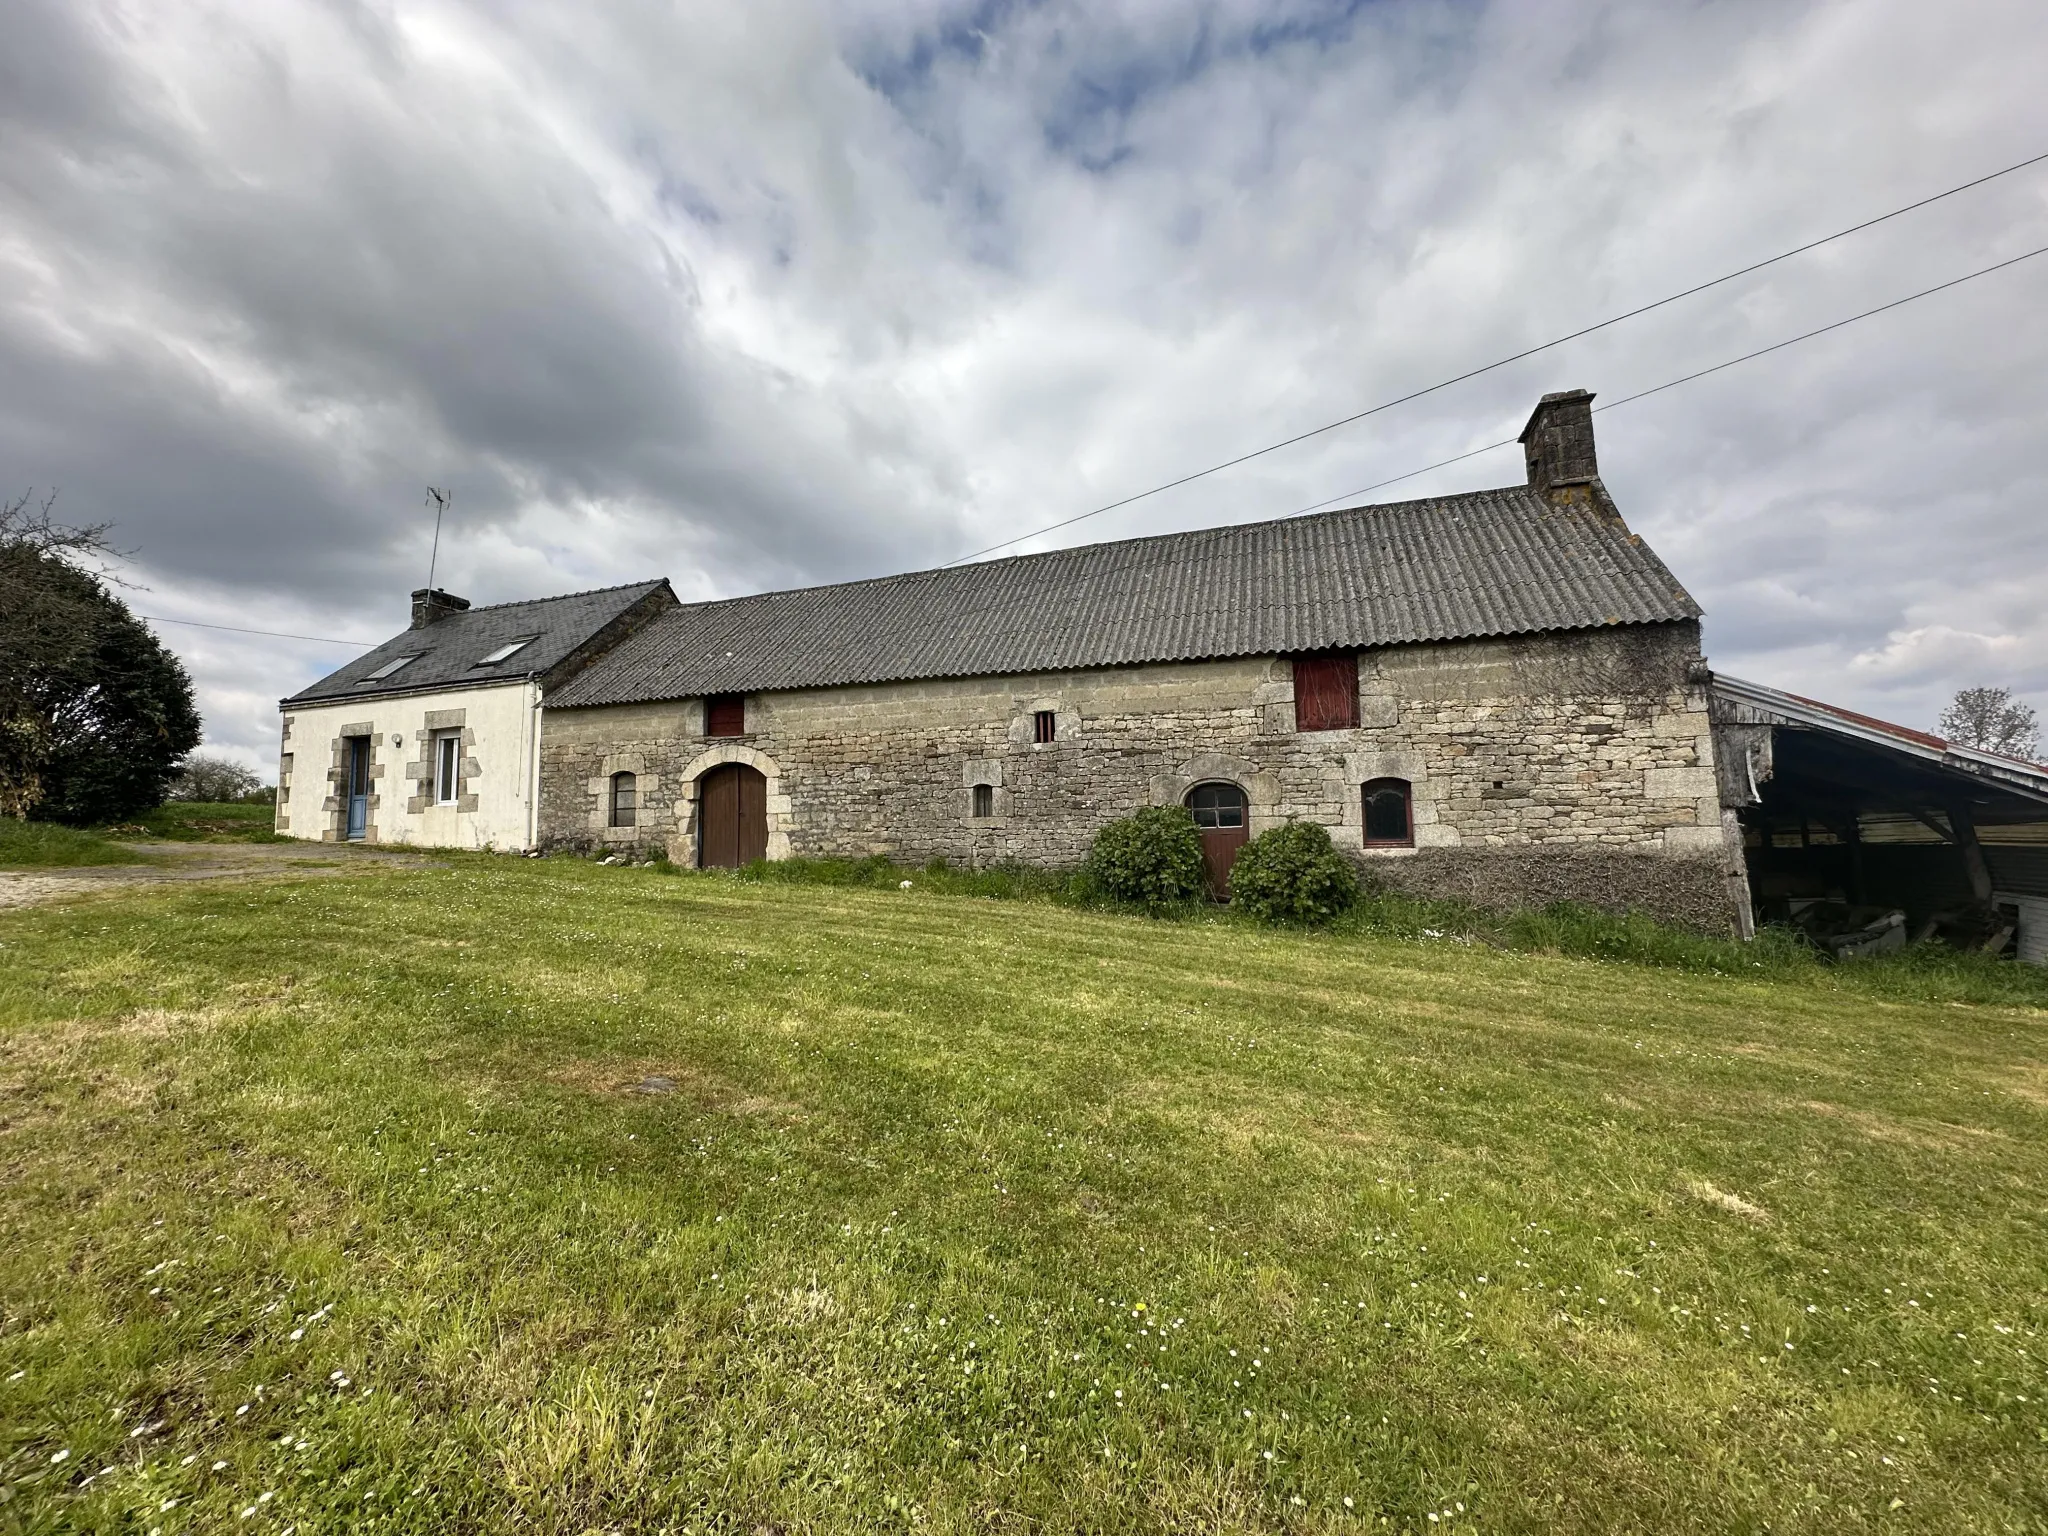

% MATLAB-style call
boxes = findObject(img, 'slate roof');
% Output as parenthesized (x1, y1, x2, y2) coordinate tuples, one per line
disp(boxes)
(283, 580, 671, 706)
(551, 486, 1699, 709)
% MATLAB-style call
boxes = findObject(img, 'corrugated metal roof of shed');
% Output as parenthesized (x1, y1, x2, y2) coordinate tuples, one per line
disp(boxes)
(550, 486, 1700, 708)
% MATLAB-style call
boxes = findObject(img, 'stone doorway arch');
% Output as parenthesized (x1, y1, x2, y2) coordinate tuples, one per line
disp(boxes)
(675, 742, 790, 866)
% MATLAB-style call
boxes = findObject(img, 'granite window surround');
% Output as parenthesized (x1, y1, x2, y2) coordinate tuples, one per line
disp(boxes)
(405, 709, 480, 816)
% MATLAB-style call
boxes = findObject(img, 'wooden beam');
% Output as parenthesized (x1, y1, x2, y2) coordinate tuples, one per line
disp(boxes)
(1903, 808, 1956, 844)
(1948, 799, 1995, 906)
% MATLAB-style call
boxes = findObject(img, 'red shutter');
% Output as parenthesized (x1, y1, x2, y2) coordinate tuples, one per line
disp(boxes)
(706, 694, 746, 736)
(1293, 654, 1359, 731)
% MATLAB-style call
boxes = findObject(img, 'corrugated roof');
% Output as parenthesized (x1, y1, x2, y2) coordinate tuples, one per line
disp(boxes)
(551, 486, 1699, 708)
(283, 580, 670, 706)
(1713, 673, 2048, 802)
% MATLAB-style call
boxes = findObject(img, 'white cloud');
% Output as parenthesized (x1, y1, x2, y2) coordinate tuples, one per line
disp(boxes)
(3, 0, 2046, 772)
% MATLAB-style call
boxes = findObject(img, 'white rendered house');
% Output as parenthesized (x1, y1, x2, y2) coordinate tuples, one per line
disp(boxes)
(276, 581, 672, 850)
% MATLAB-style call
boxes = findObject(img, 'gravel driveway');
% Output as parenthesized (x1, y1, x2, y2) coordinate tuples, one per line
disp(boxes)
(0, 840, 434, 909)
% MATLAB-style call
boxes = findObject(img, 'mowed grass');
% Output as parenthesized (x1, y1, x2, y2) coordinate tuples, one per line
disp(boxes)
(0, 861, 2043, 1534)
(117, 801, 286, 843)
(0, 819, 151, 868)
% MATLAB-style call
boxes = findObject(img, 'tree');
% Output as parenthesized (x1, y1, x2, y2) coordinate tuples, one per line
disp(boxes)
(171, 753, 263, 803)
(1939, 686, 2041, 761)
(0, 491, 202, 822)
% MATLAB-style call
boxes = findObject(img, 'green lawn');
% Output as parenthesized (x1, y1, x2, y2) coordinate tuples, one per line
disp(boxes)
(1, 860, 2043, 1533)
(0, 802, 280, 868)
(0, 818, 151, 868)
(115, 800, 284, 843)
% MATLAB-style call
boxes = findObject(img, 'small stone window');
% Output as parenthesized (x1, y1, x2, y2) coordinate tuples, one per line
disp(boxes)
(1033, 710, 1057, 744)
(972, 783, 994, 819)
(1187, 781, 1248, 830)
(706, 694, 745, 737)
(609, 771, 637, 829)
(1363, 777, 1412, 847)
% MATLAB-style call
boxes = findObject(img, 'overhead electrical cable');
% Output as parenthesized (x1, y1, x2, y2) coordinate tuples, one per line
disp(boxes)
(941, 146, 2048, 566)
(140, 614, 380, 647)
(145, 241, 2048, 652)
(1288, 239, 2048, 516)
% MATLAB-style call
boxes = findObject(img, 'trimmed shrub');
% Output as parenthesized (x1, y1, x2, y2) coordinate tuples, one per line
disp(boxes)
(1083, 805, 1206, 912)
(1229, 820, 1358, 925)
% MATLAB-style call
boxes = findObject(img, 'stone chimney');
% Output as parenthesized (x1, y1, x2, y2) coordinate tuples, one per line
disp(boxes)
(410, 588, 470, 629)
(1518, 389, 1599, 499)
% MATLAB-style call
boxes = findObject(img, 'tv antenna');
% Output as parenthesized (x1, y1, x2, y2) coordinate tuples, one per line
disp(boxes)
(425, 487, 451, 593)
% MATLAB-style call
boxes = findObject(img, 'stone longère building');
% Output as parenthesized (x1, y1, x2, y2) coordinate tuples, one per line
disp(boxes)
(539, 391, 1749, 930)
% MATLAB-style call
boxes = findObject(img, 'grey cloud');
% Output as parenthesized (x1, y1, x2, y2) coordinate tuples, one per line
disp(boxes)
(4, 0, 2047, 776)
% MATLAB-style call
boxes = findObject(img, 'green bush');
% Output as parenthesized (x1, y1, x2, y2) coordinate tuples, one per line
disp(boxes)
(1228, 820, 1358, 925)
(1082, 805, 1207, 912)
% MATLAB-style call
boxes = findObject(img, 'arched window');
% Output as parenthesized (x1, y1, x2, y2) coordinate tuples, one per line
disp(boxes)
(972, 783, 994, 819)
(609, 771, 637, 829)
(1186, 781, 1248, 830)
(1362, 778, 1412, 846)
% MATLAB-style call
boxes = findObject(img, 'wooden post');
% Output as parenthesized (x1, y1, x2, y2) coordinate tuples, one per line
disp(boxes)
(1948, 799, 1995, 907)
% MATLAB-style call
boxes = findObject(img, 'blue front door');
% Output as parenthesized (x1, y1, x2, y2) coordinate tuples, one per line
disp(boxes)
(345, 736, 370, 840)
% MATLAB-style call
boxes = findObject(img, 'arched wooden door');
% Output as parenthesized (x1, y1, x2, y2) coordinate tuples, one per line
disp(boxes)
(1186, 781, 1250, 898)
(699, 764, 768, 868)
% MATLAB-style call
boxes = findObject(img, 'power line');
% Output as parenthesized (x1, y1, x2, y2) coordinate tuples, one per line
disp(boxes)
(942, 146, 2048, 566)
(140, 614, 379, 647)
(130, 232, 2048, 650)
(1289, 239, 2048, 516)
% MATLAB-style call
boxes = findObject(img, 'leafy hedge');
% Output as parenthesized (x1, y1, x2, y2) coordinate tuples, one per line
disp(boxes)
(1228, 821, 1358, 925)
(1082, 805, 1207, 912)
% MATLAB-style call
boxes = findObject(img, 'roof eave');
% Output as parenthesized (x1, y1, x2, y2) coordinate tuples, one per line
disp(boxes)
(1711, 673, 2048, 808)
(278, 672, 540, 711)
(552, 614, 1701, 711)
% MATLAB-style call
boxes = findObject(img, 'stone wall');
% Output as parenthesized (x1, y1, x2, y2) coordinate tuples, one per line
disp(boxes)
(538, 620, 1744, 928)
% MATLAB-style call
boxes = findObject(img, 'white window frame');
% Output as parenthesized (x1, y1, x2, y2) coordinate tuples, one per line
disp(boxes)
(474, 636, 537, 666)
(433, 731, 462, 806)
(359, 655, 418, 683)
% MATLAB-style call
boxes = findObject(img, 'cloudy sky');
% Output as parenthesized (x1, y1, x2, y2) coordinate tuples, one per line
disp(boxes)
(5, 0, 2046, 774)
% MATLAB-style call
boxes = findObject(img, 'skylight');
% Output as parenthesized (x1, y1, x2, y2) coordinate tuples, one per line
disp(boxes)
(358, 655, 418, 683)
(474, 636, 538, 666)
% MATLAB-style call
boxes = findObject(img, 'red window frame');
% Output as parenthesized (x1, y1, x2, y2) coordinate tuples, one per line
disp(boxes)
(705, 694, 745, 737)
(1293, 653, 1359, 731)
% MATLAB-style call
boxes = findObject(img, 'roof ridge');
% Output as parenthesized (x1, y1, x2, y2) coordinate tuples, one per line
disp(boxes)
(550, 483, 1698, 710)
(663, 485, 1535, 618)
(458, 577, 667, 615)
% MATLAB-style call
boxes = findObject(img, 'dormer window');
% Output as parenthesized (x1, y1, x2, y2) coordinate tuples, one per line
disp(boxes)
(358, 655, 418, 683)
(474, 637, 537, 666)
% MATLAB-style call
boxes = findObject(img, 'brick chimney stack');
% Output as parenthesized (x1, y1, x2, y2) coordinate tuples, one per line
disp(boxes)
(410, 588, 470, 629)
(1519, 389, 1599, 500)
